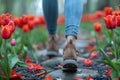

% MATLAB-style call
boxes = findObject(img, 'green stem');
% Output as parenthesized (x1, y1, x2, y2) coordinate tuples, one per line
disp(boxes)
(95, 32, 99, 48)
(112, 30, 117, 59)
(4, 40, 8, 68)
(12, 47, 16, 55)
(0, 39, 4, 59)
(4, 40, 10, 80)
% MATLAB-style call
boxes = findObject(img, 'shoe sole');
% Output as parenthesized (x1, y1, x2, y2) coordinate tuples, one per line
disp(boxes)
(62, 59, 78, 72)
(47, 51, 58, 58)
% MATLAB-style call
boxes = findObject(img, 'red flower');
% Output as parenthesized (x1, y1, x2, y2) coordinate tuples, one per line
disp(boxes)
(39, 16, 46, 25)
(106, 68, 112, 77)
(8, 21, 15, 33)
(34, 17, 41, 26)
(22, 24, 29, 32)
(86, 44, 95, 51)
(25, 57, 44, 71)
(116, 15, 120, 26)
(95, 11, 104, 18)
(44, 76, 53, 80)
(74, 78, 83, 80)
(27, 63, 35, 71)
(57, 15, 64, 25)
(83, 59, 93, 66)
(17, 17, 24, 28)
(25, 57, 32, 63)
(0, 13, 12, 26)
(14, 17, 23, 28)
(2, 69, 22, 79)
(1, 26, 12, 39)
(86, 74, 94, 80)
(10, 70, 22, 79)
(22, 15, 28, 24)
(112, 11, 120, 16)
(34, 64, 44, 71)
(28, 21, 34, 30)
(27, 63, 44, 71)
(90, 51, 97, 58)
(104, 7, 113, 16)
(28, 14, 35, 20)
(104, 15, 117, 29)
(94, 22, 102, 32)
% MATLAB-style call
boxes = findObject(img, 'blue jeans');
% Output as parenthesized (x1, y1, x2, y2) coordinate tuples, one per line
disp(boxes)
(42, 0, 83, 39)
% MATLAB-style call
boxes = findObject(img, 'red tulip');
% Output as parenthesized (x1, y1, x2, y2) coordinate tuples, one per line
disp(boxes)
(28, 21, 34, 30)
(8, 21, 15, 33)
(104, 15, 117, 29)
(28, 14, 35, 20)
(22, 24, 29, 32)
(104, 7, 113, 16)
(22, 15, 28, 24)
(34, 17, 41, 26)
(0, 13, 12, 26)
(1, 26, 12, 39)
(94, 22, 102, 32)
(86, 44, 95, 51)
(116, 15, 120, 26)
(112, 11, 120, 16)
(83, 59, 93, 66)
(57, 15, 64, 25)
(17, 17, 24, 28)
(95, 11, 104, 18)
(39, 16, 46, 25)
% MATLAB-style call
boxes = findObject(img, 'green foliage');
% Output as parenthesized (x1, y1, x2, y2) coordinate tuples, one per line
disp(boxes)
(96, 23, 120, 79)
(0, 39, 28, 80)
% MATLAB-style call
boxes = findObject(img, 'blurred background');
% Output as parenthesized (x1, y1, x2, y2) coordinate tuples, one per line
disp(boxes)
(0, 0, 120, 48)
(0, 0, 120, 16)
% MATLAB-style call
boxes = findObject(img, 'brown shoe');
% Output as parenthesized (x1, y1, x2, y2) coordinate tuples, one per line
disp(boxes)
(46, 35, 58, 57)
(63, 39, 79, 72)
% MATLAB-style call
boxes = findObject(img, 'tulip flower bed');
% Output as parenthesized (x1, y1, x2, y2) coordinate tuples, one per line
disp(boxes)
(1, 6, 120, 80)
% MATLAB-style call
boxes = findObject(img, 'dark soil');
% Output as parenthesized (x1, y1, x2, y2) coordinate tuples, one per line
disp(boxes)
(15, 42, 112, 80)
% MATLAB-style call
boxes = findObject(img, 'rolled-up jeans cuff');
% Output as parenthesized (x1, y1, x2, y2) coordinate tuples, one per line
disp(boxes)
(65, 25, 78, 39)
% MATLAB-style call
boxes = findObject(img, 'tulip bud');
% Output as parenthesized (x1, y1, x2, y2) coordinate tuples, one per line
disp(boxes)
(10, 39, 16, 46)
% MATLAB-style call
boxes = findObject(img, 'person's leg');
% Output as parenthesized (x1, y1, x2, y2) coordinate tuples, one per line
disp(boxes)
(63, 0, 83, 71)
(42, 0, 59, 57)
